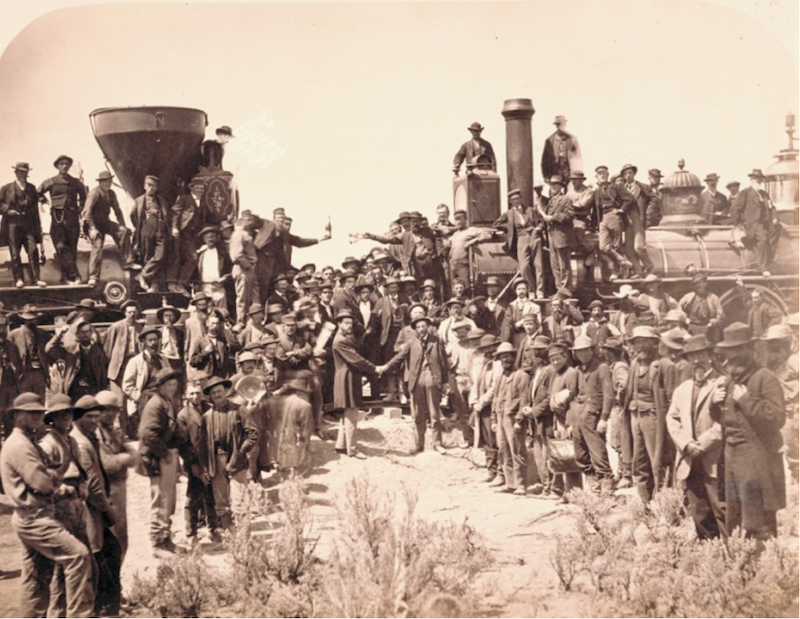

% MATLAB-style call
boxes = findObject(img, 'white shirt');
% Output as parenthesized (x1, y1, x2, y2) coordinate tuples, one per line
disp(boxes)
(199, 247, 220, 283)
(359, 301, 372, 326)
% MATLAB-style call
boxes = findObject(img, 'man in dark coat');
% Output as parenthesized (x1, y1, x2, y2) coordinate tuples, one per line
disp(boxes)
(492, 189, 545, 298)
(452, 122, 496, 176)
(38, 155, 86, 284)
(130, 175, 172, 292)
(540, 176, 575, 295)
(82, 170, 137, 286)
(0, 315, 22, 439)
(593, 165, 636, 280)
(700, 173, 730, 225)
(0, 163, 45, 288)
(541, 116, 582, 182)
(730, 169, 782, 276)
(168, 177, 207, 293)
(189, 309, 237, 380)
(358, 213, 441, 284)
(8, 305, 49, 398)
(46, 319, 109, 401)
(619, 163, 656, 277)
(711, 323, 786, 543)
(332, 310, 382, 458)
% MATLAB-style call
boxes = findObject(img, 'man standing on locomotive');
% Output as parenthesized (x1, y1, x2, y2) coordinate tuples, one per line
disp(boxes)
(492, 189, 545, 299)
(730, 168, 782, 277)
(619, 163, 655, 277)
(38, 155, 86, 285)
(0, 163, 46, 288)
(593, 165, 635, 281)
(131, 175, 172, 292)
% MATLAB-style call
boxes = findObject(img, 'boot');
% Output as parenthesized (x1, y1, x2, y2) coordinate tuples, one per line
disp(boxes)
(586, 474, 601, 496)
(600, 477, 615, 498)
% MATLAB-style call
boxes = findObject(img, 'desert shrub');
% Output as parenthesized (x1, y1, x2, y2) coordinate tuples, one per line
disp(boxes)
(128, 551, 226, 618)
(323, 472, 492, 618)
(552, 488, 799, 618)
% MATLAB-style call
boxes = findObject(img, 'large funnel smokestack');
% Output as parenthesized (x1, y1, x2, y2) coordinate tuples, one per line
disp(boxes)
(501, 98, 535, 206)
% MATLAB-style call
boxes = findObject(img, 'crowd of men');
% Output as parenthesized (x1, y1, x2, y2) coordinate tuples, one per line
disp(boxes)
(0, 119, 796, 617)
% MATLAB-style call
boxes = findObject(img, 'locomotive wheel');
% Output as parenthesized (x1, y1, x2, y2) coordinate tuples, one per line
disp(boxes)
(718, 283, 787, 325)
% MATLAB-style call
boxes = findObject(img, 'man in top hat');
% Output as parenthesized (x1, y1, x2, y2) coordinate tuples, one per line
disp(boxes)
(453, 122, 496, 176)
(122, 327, 171, 436)
(137, 368, 187, 554)
(571, 335, 615, 496)
(0, 162, 46, 288)
(730, 169, 781, 276)
(492, 188, 545, 298)
(38, 394, 92, 618)
(619, 163, 656, 277)
(1, 393, 94, 617)
(711, 323, 786, 542)
(700, 173, 729, 225)
(622, 325, 679, 503)
(0, 314, 21, 439)
(168, 177, 207, 294)
(678, 273, 725, 341)
(8, 304, 49, 398)
(38, 155, 86, 285)
(130, 175, 172, 292)
(46, 318, 109, 401)
(761, 323, 799, 482)
(666, 334, 725, 539)
(540, 175, 576, 294)
(71, 395, 122, 616)
(83, 170, 138, 286)
(196, 225, 232, 310)
(202, 375, 258, 529)
(201, 125, 234, 171)
(541, 116, 582, 183)
(592, 165, 635, 280)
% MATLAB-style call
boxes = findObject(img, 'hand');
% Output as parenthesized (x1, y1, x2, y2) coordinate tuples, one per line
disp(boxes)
(204, 343, 215, 353)
(685, 442, 703, 458)
(597, 419, 608, 435)
(735, 275, 744, 286)
(513, 420, 522, 431)
(712, 384, 727, 404)
(521, 405, 532, 416)
(6, 209, 19, 216)
(89, 228, 100, 242)
(104, 506, 117, 527)
(490, 423, 497, 433)
(349, 232, 363, 244)
(39, 247, 46, 265)
(731, 383, 748, 402)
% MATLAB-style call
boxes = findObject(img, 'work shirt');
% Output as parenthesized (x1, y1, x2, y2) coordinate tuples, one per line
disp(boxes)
(0, 427, 60, 509)
(575, 357, 613, 420)
(449, 227, 489, 262)
(38, 174, 86, 212)
(630, 358, 657, 413)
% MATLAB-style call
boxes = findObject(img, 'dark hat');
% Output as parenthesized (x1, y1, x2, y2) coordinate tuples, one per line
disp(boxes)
(273, 273, 290, 284)
(464, 328, 486, 341)
(138, 327, 160, 342)
(296, 296, 316, 311)
(725, 181, 741, 189)
(266, 303, 284, 315)
(190, 291, 211, 305)
(470, 295, 487, 304)
(247, 302, 264, 316)
(704, 173, 720, 183)
(748, 169, 766, 180)
(73, 395, 106, 416)
(150, 368, 180, 388)
(569, 170, 586, 179)
(188, 177, 204, 187)
(587, 300, 605, 311)
(648, 168, 664, 178)
(197, 225, 220, 239)
(468, 122, 484, 131)
(620, 163, 638, 175)
(96, 171, 114, 182)
(508, 188, 522, 198)
(203, 375, 232, 394)
(220, 220, 234, 232)
(273, 207, 286, 216)
(445, 297, 465, 307)
(216, 125, 234, 136)
(411, 315, 433, 328)
(75, 298, 97, 310)
(521, 312, 538, 324)
(485, 276, 502, 287)
(9, 393, 47, 414)
(595, 165, 609, 173)
(12, 162, 32, 172)
(547, 342, 569, 355)
(44, 394, 74, 424)
(384, 276, 401, 287)
(548, 175, 565, 186)
(354, 278, 374, 292)
(19, 304, 40, 320)
(280, 314, 297, 325)
(318, 280, 333, 290)
(144, 175, 159, 184)
(156, 305, 181, 323)
(409, 211, 423, 220)
(300, 263, 316, 272)
(532, 335, 552, 349)
(716, 322, 756, 348)
(53, 155, 73, 167)
(260, 334, 279, 346)
(691, 272, 708, 284)
(602, 337, 624, 351)
(553, 115, 567, 125)
(120, 300, 140, 313)
(339, 269, 358, 283)
(408, 302, 427, 316)
(682, 334, 714, 355)
(335, 309, 355, 322)
(342, 256, 361, 268)
(397, 211, 411, 221)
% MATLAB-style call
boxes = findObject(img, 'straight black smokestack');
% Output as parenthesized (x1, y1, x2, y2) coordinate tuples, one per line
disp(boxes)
(501, 98, 535, 207)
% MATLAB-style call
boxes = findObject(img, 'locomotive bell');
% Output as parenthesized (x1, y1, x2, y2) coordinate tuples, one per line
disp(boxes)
(660, 159, 705, 226)
(765, 112, 799, 226)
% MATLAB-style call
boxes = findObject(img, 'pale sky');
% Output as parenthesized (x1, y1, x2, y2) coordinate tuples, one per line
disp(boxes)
(0, 0, 797, 268)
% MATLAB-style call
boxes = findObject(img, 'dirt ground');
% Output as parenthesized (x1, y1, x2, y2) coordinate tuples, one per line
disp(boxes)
(0, 409, 747, 618)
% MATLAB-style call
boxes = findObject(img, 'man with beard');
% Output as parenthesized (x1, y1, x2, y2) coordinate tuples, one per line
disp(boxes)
(638, 274, 678, 326)
(603, 337, 631, 488)
(1, 162, 46, 288)
(501, 279, 541, 347)
(71, 395, 122, 617)
(495, 342, 529, 496)
(38, 155, 86, 285)
(374, 276, 405, 401)
(122, 328, 171, 436)
(730, 169, 781, 277)
(184, 292, 212, 366)
(190, 310, 237, 380)
(8, 304, 49, 398)
(0, 314, 21, 439)
(542, 295, 582, 348)
(469, 334, 502, 481)
(540, 175, 575, 296)
(541, 116, 582, 183)
(700, 173, 729, 225)
(622, 326, 679, 503)
(484, 276, 507, 328)
(666, 335, 725, 539)
(438, 298, 477, 345)
(711, 323, 785, 543)
(103, 300, 142, 435)
(130, 176, 171, 292)
(158, 305, 185, 372)
(679, 273, 725, 341)
(196, 226, 233, 311)
(46, 319, 109, 402)
(545, 342, 581, 502)
(453, 122, 497, 176)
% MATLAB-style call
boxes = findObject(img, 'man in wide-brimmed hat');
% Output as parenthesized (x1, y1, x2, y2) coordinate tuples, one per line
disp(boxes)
(601, 336, 632, 489)
(666, 333, 725, 540)
(83, 170, 139, 287)
(38, 155, 86, 285)
(678, 273, 725, 341)
(453, 121, 496, 176)
(1, 392, 95, 617)
(8, 305, 49, 398)
(700, 172, 729, 225)
(157, 304, 185, 371)
(711, 322, 786, 542)
(730, 169, 781, 276)
(121, 327, 171, 436)
(541, 115, 582, 184)
(1, 162, 46, 288)
(46, 317, 109, 401)
(622, 325, 679, 503)
(102, 300, 142, 435)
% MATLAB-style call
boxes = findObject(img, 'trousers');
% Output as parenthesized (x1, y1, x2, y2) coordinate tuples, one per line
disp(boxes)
(549, 244, 572, 295)
(573, 409, 613, 479)
(478, 406, 498, 476)
(410, 368, 443, 451)
(48, 497, 95, 619)
(683, 459, 726, 540)
(233, 264, 260, 326)
(335, 408, 359, 455)
(516, 232, 545, 298)
(623, 208, 653, 276)
(185, 469, 219, 536)
(148, 448, 178, 544)
(13, 508, 94, 618)
(631, 409, 659, 502)
(210, 454, 248, 528)
(88, 221, 134, 280)
(51, 215, 80, 281)
(7, 222, 41, 282)
(496, 414, 527, 490)
(139, 217, 168, 284)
